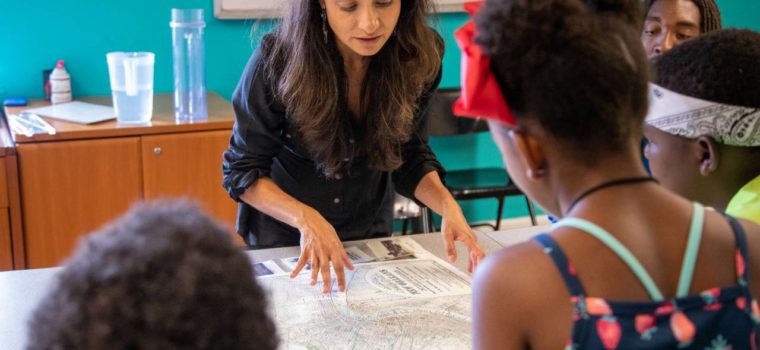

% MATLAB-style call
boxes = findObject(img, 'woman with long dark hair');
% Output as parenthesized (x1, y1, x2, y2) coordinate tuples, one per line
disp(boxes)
(223, 0, 484, 293)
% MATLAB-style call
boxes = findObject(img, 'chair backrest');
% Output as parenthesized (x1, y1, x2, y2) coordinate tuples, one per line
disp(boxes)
(426, 87, 489, 136)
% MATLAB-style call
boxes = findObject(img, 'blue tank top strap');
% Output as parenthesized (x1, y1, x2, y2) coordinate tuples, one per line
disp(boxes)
(532, 234, 587, 297)
(724, 213, 753, 311)
(675, 202, 705, 297)
(552, 218, 665, 301)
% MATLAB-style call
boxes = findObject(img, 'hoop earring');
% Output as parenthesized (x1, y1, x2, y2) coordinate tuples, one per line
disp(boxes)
(321, 9, 328, 44)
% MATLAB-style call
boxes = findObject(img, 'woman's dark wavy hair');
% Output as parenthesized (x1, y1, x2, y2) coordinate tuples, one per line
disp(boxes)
(264, 0, 442, 178)
(27, 200, 279, 350)
(643, 0, 722, 33)
(475, 0, 650, 164)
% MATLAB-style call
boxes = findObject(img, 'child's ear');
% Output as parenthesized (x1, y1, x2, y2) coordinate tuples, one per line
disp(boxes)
(695, 136, 720, 176)
(508, 130, 547, 181)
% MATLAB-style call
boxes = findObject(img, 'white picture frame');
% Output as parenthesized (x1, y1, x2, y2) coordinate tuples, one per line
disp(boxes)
(214, 0, 467, 19)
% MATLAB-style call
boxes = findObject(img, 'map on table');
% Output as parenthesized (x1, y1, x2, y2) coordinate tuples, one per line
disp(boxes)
(256, 237, 473, 350)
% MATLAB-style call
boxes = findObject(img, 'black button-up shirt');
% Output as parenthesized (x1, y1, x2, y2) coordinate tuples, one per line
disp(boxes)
(222, 35, 444, 247)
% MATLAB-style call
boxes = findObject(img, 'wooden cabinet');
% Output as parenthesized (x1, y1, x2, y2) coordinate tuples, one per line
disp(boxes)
(141, 130, 237, 232)
(0, 209, 12, 270)
(17, 138, 143, 268)
(0, 160, 11, 270)
(0, 115, 24, 271)
(7, 93, 238, 269)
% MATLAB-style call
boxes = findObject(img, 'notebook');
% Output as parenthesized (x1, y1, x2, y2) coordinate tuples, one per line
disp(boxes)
(23, 101, 116, 124)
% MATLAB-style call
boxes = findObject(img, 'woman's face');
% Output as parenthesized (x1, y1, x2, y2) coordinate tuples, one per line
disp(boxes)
(322, 0, 401, 60)
(642, 0, 701, 59)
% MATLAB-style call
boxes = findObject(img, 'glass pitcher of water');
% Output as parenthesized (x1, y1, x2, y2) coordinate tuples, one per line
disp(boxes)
(106, 52, 155, 124)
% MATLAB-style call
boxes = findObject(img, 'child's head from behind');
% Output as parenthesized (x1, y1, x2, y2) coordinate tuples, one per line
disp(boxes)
(644, 29, 760, 205)
(27, 200, 279, 350)
(474, 0, 650, 216)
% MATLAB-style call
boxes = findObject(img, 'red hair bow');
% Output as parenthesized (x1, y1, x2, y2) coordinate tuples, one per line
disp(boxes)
(453, 1, 516, 126)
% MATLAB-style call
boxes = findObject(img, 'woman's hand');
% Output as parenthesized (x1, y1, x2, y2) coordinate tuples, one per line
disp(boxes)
(290, 208, 354, 293)
(440, 203, 485, 273)
(413, 171, 486, 273)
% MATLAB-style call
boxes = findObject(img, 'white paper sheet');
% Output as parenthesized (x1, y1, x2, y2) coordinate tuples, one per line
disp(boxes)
(257, 237, 473, 349)
(24, 101, 116, 124)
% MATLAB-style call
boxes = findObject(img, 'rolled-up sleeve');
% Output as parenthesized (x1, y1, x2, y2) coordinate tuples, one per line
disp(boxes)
(222, 41, 286, 202)
(392, 66, 445, 200)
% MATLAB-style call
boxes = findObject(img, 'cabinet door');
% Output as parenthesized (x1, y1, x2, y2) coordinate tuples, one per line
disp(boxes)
(0, 210, 11, 270)
(0, 160, 11, 270)
(141, 130, 237, 233)
(18, 138, 142, 268)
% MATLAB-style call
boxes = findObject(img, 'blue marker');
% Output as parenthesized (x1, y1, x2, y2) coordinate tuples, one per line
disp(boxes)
(3, 97, 28, 107)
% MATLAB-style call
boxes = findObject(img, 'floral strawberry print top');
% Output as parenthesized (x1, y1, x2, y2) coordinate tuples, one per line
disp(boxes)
(534, 203, 760, 349)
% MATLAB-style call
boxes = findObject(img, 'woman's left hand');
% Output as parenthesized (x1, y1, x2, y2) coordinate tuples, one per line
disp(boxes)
(440, 205, 485, 273)
(412, 171, 486, 272)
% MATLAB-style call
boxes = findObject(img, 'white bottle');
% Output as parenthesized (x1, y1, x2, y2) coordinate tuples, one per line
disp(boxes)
(50, 60, 72, 104)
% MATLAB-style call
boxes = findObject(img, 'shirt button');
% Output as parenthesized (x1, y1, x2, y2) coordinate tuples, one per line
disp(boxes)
(344, 158, 350, 162)
(349, 138, 355, 144)
(285, 133, 292, 139)
(335, 174, 342, 180)
(333, 197, 341, 204)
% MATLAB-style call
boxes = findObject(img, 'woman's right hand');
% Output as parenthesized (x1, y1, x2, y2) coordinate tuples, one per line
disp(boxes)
(290, 209, 354, 293)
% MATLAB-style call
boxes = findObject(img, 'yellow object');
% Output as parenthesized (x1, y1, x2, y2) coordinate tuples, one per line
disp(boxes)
(727, 174, 760, 224)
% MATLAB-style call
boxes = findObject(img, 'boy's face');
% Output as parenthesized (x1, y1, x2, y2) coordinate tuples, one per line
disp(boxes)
(642, 0, 701, 59)
(643, 124, 702, 199)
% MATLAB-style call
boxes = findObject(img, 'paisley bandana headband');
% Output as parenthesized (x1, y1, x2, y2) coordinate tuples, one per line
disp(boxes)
(646, 83, 760, 147)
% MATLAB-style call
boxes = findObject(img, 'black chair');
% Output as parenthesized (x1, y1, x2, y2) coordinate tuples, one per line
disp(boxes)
(426, 87, 537, 230)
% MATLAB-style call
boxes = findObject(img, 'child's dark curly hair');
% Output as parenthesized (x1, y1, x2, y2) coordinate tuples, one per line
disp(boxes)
(585, 0, 644, 27)
(654, 29, 760, 108)
(475, 0, 650, 164)
(27, 200, 279, 350)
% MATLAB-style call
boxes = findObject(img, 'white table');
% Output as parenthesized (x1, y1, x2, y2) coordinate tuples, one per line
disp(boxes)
(0, 228, 546, 349)
(247, 231, 506, 274)
(482, 224, 551, 247)
(0, 268, 60, 350)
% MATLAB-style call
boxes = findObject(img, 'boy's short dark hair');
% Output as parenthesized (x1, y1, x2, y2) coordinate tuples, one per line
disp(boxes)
(655, 29, 760, 108)
(27, 200, 279, 350)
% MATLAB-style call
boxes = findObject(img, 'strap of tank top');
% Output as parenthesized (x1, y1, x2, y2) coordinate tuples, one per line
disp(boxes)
(675, 202, 705, 297)
(532, 234, 587, 297)
(724, 213, 753, 311)
(552, 218, 665, 301)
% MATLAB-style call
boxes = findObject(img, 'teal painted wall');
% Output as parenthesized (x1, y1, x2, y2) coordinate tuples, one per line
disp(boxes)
(0, 2, 466, 102)
(1, 1, 758, 224)
(716, 0, 760, 31)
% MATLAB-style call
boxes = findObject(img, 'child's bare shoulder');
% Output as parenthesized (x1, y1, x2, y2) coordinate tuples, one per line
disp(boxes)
(475, 239, 560, 297)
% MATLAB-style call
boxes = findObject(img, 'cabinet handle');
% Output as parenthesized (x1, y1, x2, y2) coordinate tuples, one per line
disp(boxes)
(153, 147, 162, 155)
